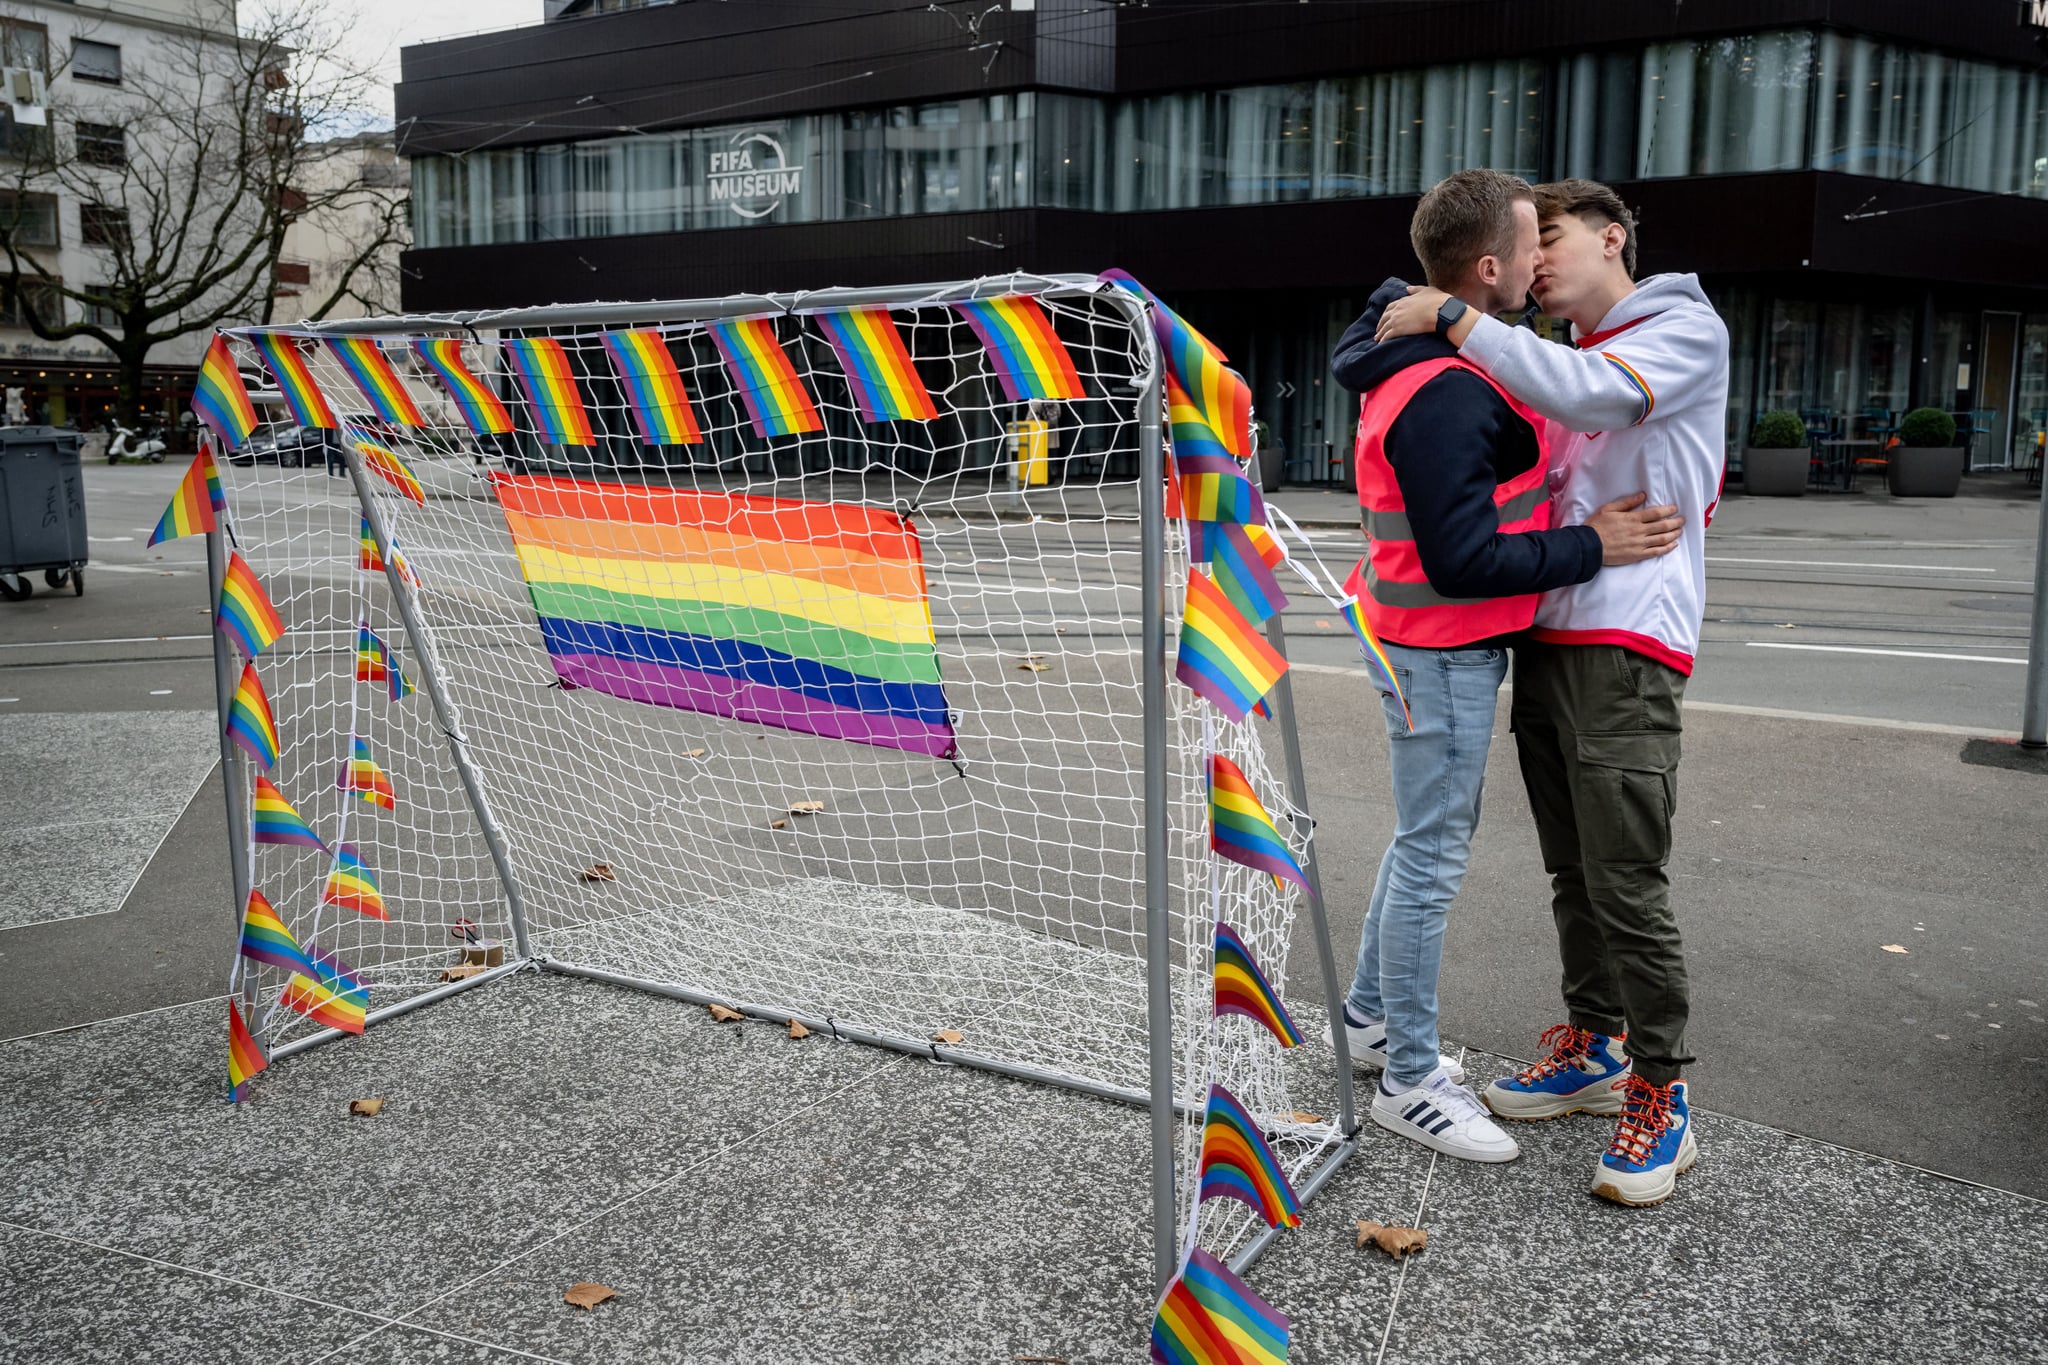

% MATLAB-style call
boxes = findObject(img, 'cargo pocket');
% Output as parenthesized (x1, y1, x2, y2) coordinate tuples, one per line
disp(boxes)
(1574, 729, 1680, 865)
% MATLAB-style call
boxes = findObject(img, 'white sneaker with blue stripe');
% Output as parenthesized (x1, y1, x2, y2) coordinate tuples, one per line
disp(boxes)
(1370, 1065, 1520, 1163)
(1328, 1006, 1467, 1084)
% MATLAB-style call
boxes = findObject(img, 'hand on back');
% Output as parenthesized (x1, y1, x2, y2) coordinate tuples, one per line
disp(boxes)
(1584, 492, 1683, 567)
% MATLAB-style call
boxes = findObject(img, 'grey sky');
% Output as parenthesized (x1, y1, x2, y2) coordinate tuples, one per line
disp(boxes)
(346, 0, 541, 125)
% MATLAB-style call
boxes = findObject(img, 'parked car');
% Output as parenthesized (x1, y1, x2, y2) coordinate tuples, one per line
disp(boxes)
(226, 426, 343, 468)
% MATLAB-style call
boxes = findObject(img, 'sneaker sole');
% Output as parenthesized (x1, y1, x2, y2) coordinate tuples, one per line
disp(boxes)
(1589, 1134, 1699, 1208)
(1481, 1082, 1628, 1122)
(1369, 1103, 1519, 1164)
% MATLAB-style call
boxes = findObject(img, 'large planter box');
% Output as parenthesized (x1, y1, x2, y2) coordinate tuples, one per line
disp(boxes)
(1741, 446, 1808, 496)
(1886, 445, 1964, 497)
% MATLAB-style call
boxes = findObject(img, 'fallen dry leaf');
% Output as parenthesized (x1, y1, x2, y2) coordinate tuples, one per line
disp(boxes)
(1287, 1111, 1322, 1125)
(563, 1282, 616, 1311)
(1881, 944, 1909, 954)
(787, 1019, 811, 1039)
(579, 862, 616, 882)
(348, 1098, 385, 1118)
(708, 1004, 744, 1023)
(682, 748, 706, 759)
(1017, 662, 1051, 672)
(437, 963, 486, 983)
(788, 800, 825, 815)
(1314, 618, 1331, 629)
(1355, 1220, 1428, 1259)
(769, 818, 790, 830)
(933, 1028, 964, 1045)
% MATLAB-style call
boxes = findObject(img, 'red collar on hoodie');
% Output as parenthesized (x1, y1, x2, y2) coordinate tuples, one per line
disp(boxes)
(1573, 313, 1653, 349)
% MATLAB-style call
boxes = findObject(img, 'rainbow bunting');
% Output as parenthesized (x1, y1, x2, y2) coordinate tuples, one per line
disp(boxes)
(217, 552, 285, 659)
(350, 433, 426, 505)
(251, 774, 326, 851)
(1150, 1248, 1290, 1365)
(1212, 922, 1303, 1048)
(1209, 523, 1287, 626)
(238, 888, 315, 977)
(321, 843, 387, 921)
(953, 296, 1084, 403)
(227, 998, 267, 1103)
(503, 336, 596, 447)
(1105, 270, 1252, 458)
(251, 331, 337, 428)
(386, 652, 413, 702)
(1197, 1083, 1302, 1229)
(1176, 570, 1288, 724)
(281, 943, 368, 1035)
(490, 473, 958, 759)
(1340, 596, 1411, 730)
(706, 317, 823, 439)
(602, 329, 704, 446)
(413, 337, 514, 436)
(1210, 755, 1311, 897)
(192, 335, 259, 449)
(225, 661, 279, 770)
(147, 447, 220, 545)
(337, 734, 396, 810)
(357, 518, 420, 586)
(355, 622, 389, 685)
(1177, 454, 1263, 564)
(813, 307, 937, 423)
(326, 336, 425, 426)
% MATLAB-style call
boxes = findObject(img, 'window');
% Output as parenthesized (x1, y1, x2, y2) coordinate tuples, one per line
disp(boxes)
(0, 190, 58, 246)
(0, 19, 48, 76)
(0, 277, 62, 330)
(71, 39, 120, 86)
(81, 283, 118, 329)
(76, 120, 124, 168)
(81, 202, 128, 248)
(0, 106, 50, 162)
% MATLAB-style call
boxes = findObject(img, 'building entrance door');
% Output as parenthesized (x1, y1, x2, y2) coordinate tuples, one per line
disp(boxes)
(1977, 312, 2019, 469)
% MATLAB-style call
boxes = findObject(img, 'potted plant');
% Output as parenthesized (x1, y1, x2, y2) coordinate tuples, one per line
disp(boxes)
(1887, 407, 1963, 497)
(1742, 409, 1810, 496)
(1251, 418, 1284, 494)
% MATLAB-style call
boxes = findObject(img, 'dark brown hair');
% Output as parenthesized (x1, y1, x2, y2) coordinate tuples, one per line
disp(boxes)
(1409, 169, 1533, 291)
(1533, 178, 1639, 278)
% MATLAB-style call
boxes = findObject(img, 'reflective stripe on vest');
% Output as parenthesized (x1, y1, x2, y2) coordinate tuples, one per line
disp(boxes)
(1361, 484, 1548, 544)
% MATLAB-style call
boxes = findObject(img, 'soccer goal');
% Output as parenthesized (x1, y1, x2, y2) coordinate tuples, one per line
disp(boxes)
(199, 272, 1362, 1288)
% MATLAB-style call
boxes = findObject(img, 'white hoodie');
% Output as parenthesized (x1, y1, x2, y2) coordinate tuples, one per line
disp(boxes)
(1458, 273, 1730, 675)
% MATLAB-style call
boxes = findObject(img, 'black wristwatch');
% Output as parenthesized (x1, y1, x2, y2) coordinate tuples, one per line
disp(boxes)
(1435, 296, 1470, 338)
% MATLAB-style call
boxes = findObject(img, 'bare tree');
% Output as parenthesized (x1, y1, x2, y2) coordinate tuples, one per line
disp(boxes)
(0, 1, 406, 426)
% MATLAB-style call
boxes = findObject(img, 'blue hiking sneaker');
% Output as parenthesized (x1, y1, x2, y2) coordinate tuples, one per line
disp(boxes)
(1481, 1024, 1631, 1121)
(1591, 1075, 1697, 1207)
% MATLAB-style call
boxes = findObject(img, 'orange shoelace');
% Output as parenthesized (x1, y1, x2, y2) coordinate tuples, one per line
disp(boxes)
(1605, 1074, 1676, 1168)
(1510, 1023, 1595, 1086)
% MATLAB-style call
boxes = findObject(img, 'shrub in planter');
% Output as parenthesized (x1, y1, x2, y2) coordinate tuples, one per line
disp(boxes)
(1889, 406, 1963, 497)
(1896, 407, 1956, 449)
(1742, 409, 1810, 496)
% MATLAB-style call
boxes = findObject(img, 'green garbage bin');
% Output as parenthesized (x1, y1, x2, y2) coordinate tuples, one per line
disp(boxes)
(0, 426, 88, 600)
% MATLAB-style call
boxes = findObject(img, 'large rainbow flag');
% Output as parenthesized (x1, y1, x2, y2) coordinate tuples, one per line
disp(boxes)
(490, 474, 959, 759)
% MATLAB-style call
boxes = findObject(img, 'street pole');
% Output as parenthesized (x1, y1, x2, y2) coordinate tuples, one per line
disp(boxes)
(2022, 476, 2048, 749)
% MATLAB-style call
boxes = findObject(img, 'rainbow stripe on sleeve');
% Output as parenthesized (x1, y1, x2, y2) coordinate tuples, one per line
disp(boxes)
(412, 338, 514, 436)
(813, 307, 937, 423)
(953, 296, 1085, 402)
(327, 337, 425, 426)
(602, 329, 704, 446)
(504, 336, 596, 446)
(192, 336, 259, 448)
(706, 317, 823, 438)
(251, 332, 337, 428)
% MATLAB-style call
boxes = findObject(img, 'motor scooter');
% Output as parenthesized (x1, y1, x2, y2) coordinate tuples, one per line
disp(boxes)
(107, 423, 167, 464)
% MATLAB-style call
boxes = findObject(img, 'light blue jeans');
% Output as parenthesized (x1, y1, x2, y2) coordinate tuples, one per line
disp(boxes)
(1346, 640, 1509, 1087)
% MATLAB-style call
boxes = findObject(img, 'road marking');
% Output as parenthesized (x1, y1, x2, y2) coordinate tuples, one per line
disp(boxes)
(0, 634, 211, 649)
(1706, 556, 1995, 572)
(87, 535, 134, 543)
(149, 689, 173, 695)
(1744, 642, 2027, 665)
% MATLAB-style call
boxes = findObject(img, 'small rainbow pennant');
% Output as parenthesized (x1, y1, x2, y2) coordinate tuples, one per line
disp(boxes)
(192, 335, 258, 449)
(1197, 1083, 1302, 1229)
(503, 336, 596, 446)
(217, 552, 285, 659)
(227, 998, 267, 1103)
(337, 734, 395, 810)
(1209, 754, 1311, 897)
(251, 774, 326, 851)
(225, 662, 278, 770)
(349, 432, 426, 505)
(1104, 270, 1252, 459)
(238, 887, 315, 977)
(1212, 922, 1303, 1048)
(320, 843, 387, 921)
(602, 329, 703, 446)
(706, 316, 823, 438)
(326, 336, 425, 426)
(354, 622, 390, 685)
(1150, 1247, 1290, 1365)
(281, 943, 368, 1035)
(251, 331, 336, 428)
(953, 296, 1084, 402)
(813, 307, 937, 422)
(357, 518, 420, 586)
(412, 337, 513, 436)
(147, 446, 223, 545)
(1176, 570, 1289, 724)
(1209, 523, 1287, 626)
(1340, 596, 1411, 731)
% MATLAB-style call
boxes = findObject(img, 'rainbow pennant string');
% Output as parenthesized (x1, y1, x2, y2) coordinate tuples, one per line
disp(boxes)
(192, 335, 259, 449)
(217, 552, 285, 659)
(1340, 596, 1411, 730)
(338, 735, 396, 811)
(238, 888, 315, 977)
(326, 336, 425, 426)
(226, 662, 279, 770)
(1176, 570, 1289, 724)
(358, 518, 420, 586)
(350, 432, 426, 505)
(1150, 1248, 1290, 1365)
(147, 447, 220, 545)
(355, 623, 390, 685)
(1212, 922, 1303, 1048)
(601, 329, 704, 447)
(1209, 754, 1311, 897)
(321, 843, 387, 921)
(251, 331, 337, 429)
(503, 336, 596, 447)
(1105, 270, 1252, 459)
(282, 943, 368, 1035)
(1209, 523, 1287, 627)
(227, 998, 267, 1103)
(1197, 1083, 1302, 1229)
(251, 774, 326, 851)
(412, 337, 514, 436)
(706, 317, 823, 439)
(953, 296, 1085, 403)
(813, 307, 937, 423)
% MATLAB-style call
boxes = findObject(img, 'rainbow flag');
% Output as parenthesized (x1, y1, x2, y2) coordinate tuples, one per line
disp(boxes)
(1210, 523, 1287, 626)
(225, 661, 279, 770)
(1198, 1083, 1301, 1229)
(1177, 570, 1288, 724)
(413, 337, 513, 436)
(227, 998, 267, 1103)
(338, 734, 396, 810)
(357, 518, 420, 586)
(1177, 455, 1263, 565)
(706, 317, 822, 439)
(326, 336, 425, 427)
(1105, 270, 1252, 458)
(238, 888, 315, 977)
(1210, 755, 1311, 897)
(1212, 922, 1303, 1048)
(1339, 597, 1411, 730)
(217, 552, 285, 659)
(355, 622, 390, 685)
(251, 774, 326, 851)
(251, 331, 336, 428)
(602, 329, 703, 446)
(281, 943, 368, 1035)
(193, 335, 258, 449)
(349, 432, 426, 505)
(504, 336, 596, 447)
(147, 447, 221, 545)
(1150, 1248, 1290, 1365)
(814, 307, 937, 423)
(954, 296, 1084, 402)
(490, 473, 959, 759)
(320, 843, 387, 921)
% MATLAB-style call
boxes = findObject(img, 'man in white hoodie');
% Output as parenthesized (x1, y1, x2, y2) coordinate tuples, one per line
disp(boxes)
(1374, 178, 1728, 1208)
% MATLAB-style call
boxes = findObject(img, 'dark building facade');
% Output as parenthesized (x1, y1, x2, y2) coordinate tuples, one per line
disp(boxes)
(396, 0, 2048, 483)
